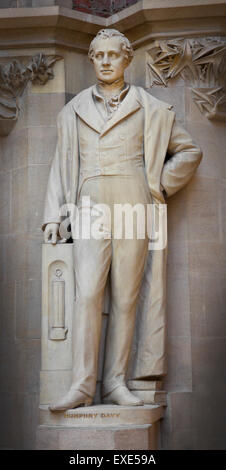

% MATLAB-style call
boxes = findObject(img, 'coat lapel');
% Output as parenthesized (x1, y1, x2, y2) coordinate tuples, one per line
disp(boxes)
(72, 85, 142, 136)
(100, 85, 142, 136)
(72, 87, 104, 134)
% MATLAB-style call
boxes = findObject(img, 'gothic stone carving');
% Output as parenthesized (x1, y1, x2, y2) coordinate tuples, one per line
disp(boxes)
(0, 53, 61, 136)
(146, 38, 226, 121)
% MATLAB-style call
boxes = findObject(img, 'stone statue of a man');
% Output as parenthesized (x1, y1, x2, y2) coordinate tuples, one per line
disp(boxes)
(43, 29, 202, 411)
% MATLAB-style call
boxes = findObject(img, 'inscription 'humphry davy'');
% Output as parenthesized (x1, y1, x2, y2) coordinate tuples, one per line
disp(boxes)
(64, 412, 121, 419)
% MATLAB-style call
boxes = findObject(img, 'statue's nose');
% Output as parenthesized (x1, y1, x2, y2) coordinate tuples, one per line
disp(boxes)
(102, 54, 110, 65)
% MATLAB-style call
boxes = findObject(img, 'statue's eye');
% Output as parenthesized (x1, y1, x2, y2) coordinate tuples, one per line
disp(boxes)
(96, 53, 103, 60)
(109, 53, 117, 59)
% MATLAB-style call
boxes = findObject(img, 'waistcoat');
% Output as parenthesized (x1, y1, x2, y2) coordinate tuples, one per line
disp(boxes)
(77, 105, 146, 198)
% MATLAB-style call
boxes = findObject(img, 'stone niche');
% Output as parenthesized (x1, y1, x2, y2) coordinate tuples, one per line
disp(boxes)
(0, 0, 225, 451)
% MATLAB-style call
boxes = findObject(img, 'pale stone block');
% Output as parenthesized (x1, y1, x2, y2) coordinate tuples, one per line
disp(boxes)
(186, 176, 220, 243)
(58, 427, 115, 450)
(0, 392, 15, 449)
(164, 336, 192, 392)
(28, 126, 57, 165)
(24, 339, 41, 395)
(26, 93, 65, 127)
(0, 392, 24, 450)
(13, 340, 40, 396)
(0, 338, 25, 393)
(191, 338, 226, 394)
(188, 241, 224, 278)
(0, 283, 15, 339)
(11, 164, 49, 235)
(5, 235, 27, 282)
(22, 393, 40, 450)
(167, 240, 188, 280)
(0, 236, 6, 283)
(126, 50, 146, 88)
(27, 165, 50, 234)
(0, 0, 16, 7)
(18, 0, 56, 7)
(166, 276, 190, 338)
(185, 121, 226, 179)
(36, 425, 59, 450)
(29, 59, 65, 95)
(40, 403, 164, 428)
(37, 424, 153, 450)
(114, 424, 151, 450)
(5, 234, 42, 282)
(0, 129, 28, 173)
(192, 390, 226, 449)
(169, 392, 192, 430)
(56, 0, 74, 7)
(189, 272, 226, 338)
(15, 279, 42, 339)
(11, 167, 28, 234)
(148, 85, 185, 122)
(170, 428, 193, 450)
(64, 51, 96, 95)
(0, 172, 11, 235)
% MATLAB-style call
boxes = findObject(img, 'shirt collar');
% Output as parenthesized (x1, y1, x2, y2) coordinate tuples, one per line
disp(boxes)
(92, 83, 130, 103)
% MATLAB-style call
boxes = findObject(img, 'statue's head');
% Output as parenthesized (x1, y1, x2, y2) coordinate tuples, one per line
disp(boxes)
(88, 29, 134, 83)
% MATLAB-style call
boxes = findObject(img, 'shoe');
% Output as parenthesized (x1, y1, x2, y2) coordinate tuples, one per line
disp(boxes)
(102, 385, 144, 406)
(49, 389, 93, 411)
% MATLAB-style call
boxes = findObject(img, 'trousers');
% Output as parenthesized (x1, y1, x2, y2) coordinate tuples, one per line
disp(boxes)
(70, 164, 152, 398)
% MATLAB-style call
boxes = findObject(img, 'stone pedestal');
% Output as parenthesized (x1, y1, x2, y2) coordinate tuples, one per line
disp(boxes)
(38, 244, 165, 449)
(36, 404, 163, 450)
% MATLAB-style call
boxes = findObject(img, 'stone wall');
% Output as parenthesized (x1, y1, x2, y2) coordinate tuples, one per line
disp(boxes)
(0, 1, 73, 8)
(126, 37, 226, 449)
(0, 0, 139, 10)
(72, 1, 139, 17)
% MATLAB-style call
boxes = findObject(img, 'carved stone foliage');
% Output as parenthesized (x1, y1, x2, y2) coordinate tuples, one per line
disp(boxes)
(146, 38, 226, 121)
(0, 53, 61, 136)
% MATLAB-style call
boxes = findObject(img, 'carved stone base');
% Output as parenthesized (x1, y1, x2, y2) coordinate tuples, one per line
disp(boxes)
(36, 404, 163, 450)
(128, 380, 167, 405)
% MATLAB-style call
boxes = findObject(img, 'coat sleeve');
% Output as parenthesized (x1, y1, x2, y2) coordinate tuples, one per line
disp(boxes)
(42, 108, 67, 231)
(160, 121, 203, 197)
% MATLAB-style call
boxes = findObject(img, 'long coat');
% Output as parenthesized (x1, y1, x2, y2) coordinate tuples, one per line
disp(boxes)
(43, 85, 202, 379)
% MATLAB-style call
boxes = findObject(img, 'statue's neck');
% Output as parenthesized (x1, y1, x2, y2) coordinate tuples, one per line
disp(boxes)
(97, 78, 125, 99)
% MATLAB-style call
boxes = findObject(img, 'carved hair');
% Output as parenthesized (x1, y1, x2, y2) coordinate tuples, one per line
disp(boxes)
(88, 29, 134, 64)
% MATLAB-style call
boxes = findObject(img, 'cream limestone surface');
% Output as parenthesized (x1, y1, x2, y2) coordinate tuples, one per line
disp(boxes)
(42, 29, 201, 415)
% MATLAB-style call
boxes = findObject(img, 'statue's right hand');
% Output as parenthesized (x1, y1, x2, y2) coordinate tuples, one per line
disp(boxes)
(44, 223, 60, 245)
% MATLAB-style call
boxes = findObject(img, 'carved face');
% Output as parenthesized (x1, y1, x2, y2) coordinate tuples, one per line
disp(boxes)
(92, 37, 129, 83)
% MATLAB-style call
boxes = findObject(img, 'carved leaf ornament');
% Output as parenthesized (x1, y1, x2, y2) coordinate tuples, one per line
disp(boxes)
(147, 38, 226, 121)
(0, 53, 61, 135)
